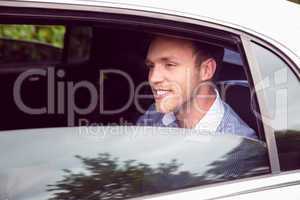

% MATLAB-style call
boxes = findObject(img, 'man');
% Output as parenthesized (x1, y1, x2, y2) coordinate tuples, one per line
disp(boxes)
(137, 35, 256, 139)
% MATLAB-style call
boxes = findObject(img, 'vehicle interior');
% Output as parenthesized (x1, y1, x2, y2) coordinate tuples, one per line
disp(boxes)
(0, 16, 264, 140)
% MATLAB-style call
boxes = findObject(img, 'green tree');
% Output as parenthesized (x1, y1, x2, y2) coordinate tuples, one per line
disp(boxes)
(0, 25, 65, 48)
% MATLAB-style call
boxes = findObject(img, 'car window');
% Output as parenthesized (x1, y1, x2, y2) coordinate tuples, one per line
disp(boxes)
(0, 9, 275, 199)
(0, 24, 94, 130)
(0, 22, 260, 134)
(0, 127, 270, 199)
(66, 26, 93, 64)
(223, 49, 243, 66)
(0, 24, 65, 67)
(251, 42, 300, 171)
(0, 22, 264, 145)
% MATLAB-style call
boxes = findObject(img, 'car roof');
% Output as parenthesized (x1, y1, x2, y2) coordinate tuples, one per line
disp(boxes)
(2, 0, 300, 62)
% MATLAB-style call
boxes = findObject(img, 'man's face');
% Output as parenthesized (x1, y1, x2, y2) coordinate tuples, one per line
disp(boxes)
(146, 36, 205, 113)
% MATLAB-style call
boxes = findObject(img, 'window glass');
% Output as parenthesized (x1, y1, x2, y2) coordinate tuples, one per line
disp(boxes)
(223, 49, 243, 66)
(0, 127, 269, 199)
(66, 26, 93, 64)
(0, 24, 65, 66)
(251, 42, 300, 171)
(0, 22, 258, 144)
(0, 20, 271, 198)
(0, 25, 95, 131)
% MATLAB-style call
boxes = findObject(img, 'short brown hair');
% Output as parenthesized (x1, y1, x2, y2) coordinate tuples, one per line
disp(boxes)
(191, 42, 224, 81)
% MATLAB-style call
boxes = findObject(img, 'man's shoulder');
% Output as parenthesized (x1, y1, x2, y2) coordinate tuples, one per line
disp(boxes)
(218, 102, 257, 139)
(137, 101, 258, 140)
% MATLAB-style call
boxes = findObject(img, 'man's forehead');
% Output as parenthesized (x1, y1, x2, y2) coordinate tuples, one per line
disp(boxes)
(147, 36, 195, 60)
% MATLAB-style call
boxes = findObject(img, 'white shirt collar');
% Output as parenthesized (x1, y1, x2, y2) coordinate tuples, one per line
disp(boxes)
(161, 89, 224, 132)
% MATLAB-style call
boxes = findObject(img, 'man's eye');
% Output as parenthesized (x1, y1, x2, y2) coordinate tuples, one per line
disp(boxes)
(165, 63, 177, 67)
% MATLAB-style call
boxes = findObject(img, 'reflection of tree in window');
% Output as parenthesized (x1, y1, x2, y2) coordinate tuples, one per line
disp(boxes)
(47, 141, 269, 199)
(203, 140, 269, 183)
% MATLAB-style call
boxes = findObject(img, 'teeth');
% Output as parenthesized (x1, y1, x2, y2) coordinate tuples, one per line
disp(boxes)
(156, 90, 169, 96)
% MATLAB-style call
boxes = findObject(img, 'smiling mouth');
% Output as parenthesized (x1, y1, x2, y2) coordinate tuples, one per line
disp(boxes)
(153, 89, 173, 100)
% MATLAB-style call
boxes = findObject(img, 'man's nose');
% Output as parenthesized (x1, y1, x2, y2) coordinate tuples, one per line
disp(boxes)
(149, 65, 164, 84)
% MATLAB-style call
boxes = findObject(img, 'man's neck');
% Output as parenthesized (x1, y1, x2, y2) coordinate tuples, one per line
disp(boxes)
(175, 89, 216, 128)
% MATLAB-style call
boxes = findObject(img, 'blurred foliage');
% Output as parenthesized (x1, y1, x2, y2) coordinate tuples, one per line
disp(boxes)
(47, 153, 200, 200)
(0, 25, 65, 48)
(47, 147, 268, 200)
(289, 0, 300, 4)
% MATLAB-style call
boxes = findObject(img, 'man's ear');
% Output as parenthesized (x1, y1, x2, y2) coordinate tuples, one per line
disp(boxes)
(199, 58, 216, 81)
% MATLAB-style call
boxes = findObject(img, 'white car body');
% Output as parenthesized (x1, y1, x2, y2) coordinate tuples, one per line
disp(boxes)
(0, 0, 299, 199)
